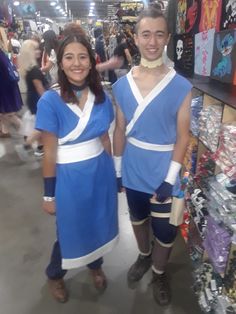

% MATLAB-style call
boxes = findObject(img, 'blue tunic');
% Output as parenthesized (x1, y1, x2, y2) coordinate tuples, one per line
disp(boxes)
(35, 89, 118, 269)
(112, 69, 192, 195)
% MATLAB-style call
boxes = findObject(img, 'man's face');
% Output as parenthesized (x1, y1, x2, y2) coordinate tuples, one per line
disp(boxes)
(134, 17, 170, 61)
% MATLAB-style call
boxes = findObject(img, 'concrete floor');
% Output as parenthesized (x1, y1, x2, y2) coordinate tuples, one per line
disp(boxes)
(0, 135, 202, 314)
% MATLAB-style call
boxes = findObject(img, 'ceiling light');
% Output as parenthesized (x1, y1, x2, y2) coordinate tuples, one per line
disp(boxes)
(13, 1, 20, 6)
(50, 1, 56, 6)
(90, 2, 95, 5)
(56, 5, 60, 9)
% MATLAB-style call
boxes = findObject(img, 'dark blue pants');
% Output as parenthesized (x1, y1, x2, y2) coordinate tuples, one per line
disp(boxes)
(46, 241, 103, 280)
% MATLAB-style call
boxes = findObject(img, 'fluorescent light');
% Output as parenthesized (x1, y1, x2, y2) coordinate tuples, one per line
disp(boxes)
(50, 1, 56, 6)
(13, 1, 20, 6)
(56, 5, 60, 9)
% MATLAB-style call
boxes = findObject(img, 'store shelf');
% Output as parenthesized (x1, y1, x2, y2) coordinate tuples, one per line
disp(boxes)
(186, 75, 236, 109)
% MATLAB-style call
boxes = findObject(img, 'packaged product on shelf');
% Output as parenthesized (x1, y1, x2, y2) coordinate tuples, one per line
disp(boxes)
(194, 151, 216, 188)
(183, 135, 198, 173)
(214, 123, 236, 180)
(199, 104, 223, 152)
(203, 215, 232, 274)
(190, 96, 203, 137)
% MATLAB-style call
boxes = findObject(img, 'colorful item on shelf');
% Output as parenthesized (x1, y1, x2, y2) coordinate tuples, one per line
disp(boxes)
(183, 135, 198, 173)
(224, 243, 236, 304)
(190, 96, 203, 136)
(194, 151, 216, 188)
(211, 29, 236, 84)
(198, 104, 223, 152)
(194, 29, 215, 76)
(199, 0, 222, 32)
(174, 33, 195, 77)
(213, 123, 236, 179)
(203, 215, 232, 274)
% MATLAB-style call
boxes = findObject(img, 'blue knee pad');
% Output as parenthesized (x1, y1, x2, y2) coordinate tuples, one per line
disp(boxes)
(150, 202, 177, 244)
(126, 188, 152, 222)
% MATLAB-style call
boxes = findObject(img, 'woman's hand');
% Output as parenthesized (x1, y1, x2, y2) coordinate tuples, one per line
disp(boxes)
(43, 200, 56, 215)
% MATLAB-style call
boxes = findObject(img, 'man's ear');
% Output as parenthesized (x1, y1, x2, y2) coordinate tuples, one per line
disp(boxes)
(166, 33, 171, 46)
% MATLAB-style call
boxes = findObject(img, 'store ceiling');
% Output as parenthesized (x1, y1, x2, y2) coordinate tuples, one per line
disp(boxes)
(34, 0, 118, 20)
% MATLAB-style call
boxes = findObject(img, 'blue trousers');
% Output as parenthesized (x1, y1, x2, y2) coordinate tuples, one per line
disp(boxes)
(46, 240, 103, 280)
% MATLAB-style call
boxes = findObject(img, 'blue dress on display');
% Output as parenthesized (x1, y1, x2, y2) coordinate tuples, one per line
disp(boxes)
(0, 49, 23, 113)
(112, 68, 192, 195)
(36, 88, 118, 270)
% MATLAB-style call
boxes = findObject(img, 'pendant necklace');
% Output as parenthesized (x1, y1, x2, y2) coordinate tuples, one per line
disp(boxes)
(71, 81, 88, 99)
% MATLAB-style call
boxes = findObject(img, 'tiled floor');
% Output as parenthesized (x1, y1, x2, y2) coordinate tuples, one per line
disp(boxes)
(0, 134, 202, 314)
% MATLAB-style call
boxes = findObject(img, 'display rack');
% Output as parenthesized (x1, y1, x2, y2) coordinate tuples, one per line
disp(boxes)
(184, 75, 236, 313)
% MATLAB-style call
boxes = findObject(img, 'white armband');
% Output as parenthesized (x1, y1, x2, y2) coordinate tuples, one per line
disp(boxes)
(165, 160, 182, 185)
(113, 156, 122, 177)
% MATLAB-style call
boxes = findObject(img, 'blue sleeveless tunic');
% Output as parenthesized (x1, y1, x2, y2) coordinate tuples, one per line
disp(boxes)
(112, 69, 192, 195)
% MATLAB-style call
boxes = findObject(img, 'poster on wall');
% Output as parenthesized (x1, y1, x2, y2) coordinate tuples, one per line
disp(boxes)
(194, 28, 215, 76)
(211, 29, 236, 84)
(221, 0, 236, 30)
(199, 0, 222, 32)
(174, 33, 195, 77)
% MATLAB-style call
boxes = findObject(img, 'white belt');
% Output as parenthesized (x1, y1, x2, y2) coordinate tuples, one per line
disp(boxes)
(57, 138, 104, 164)
(127, 137, 174, 152)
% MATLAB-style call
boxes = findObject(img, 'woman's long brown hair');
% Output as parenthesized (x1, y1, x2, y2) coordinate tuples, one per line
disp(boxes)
(57, 34, 105, 104)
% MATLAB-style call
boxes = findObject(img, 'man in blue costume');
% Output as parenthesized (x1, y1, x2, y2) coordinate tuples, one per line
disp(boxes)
(112, 7, 192, 306)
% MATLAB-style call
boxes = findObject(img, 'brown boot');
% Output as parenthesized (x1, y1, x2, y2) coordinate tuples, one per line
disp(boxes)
(152, 272, 171, 306)
(90, 268, 107, 292)
(48, 278, 68, 303)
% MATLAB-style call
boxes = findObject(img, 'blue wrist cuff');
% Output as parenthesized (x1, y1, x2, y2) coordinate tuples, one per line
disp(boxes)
(43, 177, 56, 197)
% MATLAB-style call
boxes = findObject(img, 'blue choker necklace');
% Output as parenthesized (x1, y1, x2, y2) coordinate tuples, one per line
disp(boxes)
(70, 82, 88, 99)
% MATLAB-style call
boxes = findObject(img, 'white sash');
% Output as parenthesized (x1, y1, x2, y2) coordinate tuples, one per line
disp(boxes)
(57, 138, 103, 164)
(126, 68, 176, 136)
(58, 90, 95, 145)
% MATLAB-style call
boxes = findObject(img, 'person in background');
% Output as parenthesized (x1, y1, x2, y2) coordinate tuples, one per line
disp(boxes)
(62, 22, 86, 38)
(0, 35, 22, 138)
(96, 32, 132, 79)
(15, 39, 48, 160)
(94, 27, 106, 63)
(35, 33, 118, 303)
(112, 7, 192, 306)
(41, 30, 58, 86)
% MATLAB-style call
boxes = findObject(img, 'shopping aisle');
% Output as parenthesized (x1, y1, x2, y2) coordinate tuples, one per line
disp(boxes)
(0, 137, 202, 314)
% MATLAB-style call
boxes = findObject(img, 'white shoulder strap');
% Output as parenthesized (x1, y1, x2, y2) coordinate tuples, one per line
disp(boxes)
(58, 90, 95, 145)
(126, 68, 176, 136)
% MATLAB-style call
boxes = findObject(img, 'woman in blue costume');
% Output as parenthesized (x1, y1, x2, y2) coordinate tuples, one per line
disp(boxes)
(112, 8, 192, 306)
(35, 34, 118, 303)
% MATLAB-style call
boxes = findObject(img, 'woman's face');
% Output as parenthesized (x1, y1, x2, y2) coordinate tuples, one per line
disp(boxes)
(60, 42, 91, 86)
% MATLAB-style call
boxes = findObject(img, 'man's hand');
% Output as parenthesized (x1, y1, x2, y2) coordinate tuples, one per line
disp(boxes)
(155, 181, 173, 203)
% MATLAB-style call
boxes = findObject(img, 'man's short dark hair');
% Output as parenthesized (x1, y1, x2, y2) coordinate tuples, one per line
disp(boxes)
(135, 7, 169, 34)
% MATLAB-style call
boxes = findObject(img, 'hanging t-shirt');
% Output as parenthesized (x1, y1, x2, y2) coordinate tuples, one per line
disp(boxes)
(176, 0, 187, 34)
(199, 0, 222, 32)
(185, 0, 201, 34)
(221, 0, 236, 30)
